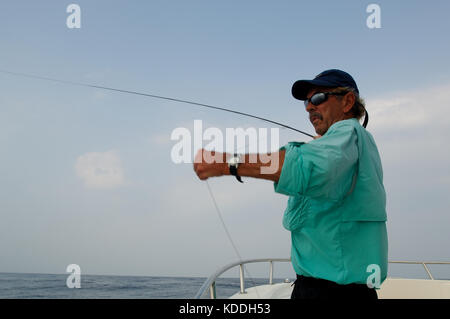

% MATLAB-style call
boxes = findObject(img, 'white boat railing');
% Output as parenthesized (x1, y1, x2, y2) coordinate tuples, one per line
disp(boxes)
(389, 260, 450, 280)
(194, 258, 450, 299)
(194, 258, 291, 299)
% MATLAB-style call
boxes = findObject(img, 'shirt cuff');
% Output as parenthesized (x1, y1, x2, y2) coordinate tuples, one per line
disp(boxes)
(273, 142, 304, 196)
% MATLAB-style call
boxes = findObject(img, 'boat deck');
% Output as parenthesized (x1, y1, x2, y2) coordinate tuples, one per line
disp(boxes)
(196, 258, 450, 299)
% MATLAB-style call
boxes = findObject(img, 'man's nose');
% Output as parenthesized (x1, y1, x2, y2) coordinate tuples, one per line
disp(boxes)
(305, 101, 315, 113)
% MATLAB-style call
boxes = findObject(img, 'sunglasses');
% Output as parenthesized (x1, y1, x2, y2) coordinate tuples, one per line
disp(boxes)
(304, 91, 347, 108)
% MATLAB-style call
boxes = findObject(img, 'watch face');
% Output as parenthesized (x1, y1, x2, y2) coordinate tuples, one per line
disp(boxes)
(228, 156, 240, 166)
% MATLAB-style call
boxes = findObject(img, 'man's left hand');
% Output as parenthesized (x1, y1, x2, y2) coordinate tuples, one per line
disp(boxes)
(193, 149, 228, 180)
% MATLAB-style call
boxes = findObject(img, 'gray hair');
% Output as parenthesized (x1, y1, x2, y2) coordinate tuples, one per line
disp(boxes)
(331, 87, 366, 121)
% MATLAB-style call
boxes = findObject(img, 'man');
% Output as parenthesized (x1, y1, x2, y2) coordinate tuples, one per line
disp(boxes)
(193, 69, 388, 300)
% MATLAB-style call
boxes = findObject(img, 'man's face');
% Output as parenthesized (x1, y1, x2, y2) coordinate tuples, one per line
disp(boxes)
(305, 87, 348, 136)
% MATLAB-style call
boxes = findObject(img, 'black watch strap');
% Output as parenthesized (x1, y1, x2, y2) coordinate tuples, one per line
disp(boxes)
(229, 154, 243, 183)
(229, 165, 243, 183)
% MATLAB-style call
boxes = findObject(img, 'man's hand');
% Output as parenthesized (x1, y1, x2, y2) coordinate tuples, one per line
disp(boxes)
(193, 149, 228, 181)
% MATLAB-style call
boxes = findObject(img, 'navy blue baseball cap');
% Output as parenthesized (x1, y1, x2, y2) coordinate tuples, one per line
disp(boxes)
(292, 69, 359, 100)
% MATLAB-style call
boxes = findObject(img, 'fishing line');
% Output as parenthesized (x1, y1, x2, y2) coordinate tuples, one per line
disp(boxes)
(205, 181, 243, 264)
(205, 180, 260, 298)
(1, 69, 312, 296)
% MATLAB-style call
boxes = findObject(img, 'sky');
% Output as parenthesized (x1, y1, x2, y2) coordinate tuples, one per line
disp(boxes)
(1, 0, 450, 281)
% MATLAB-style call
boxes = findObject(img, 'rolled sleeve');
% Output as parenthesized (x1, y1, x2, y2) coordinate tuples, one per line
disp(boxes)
(274, 122, 358, 200)
(274, 143, 305, 196)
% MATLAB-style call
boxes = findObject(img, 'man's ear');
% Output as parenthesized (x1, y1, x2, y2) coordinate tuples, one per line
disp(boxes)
(342, 92, 355, 113)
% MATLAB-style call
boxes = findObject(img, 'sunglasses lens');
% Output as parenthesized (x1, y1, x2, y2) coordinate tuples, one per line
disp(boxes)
(310, 93, 326, 106)
(304, 92, 329, 107)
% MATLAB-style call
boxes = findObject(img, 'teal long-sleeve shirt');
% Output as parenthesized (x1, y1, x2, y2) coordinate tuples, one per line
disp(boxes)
(274, 118, 388, 286)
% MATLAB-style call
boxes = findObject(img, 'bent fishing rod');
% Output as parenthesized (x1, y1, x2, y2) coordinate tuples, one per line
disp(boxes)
(1, 68, 313, 297)
(0, 69, 314, 139)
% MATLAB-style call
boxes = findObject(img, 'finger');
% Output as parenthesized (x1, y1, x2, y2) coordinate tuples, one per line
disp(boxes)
(194, 148, 204, 164)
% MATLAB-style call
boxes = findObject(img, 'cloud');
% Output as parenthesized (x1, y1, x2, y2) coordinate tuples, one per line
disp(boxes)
(150, 133, 172, 146)
(365, 83, 450, 167)
(338, 84, 450, 261)
(362, 82, 450, 183)
(75, 150, 125, 189)
(367, 83, 450, 132)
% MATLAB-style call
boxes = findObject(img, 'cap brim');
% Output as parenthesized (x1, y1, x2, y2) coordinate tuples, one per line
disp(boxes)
(291, 78, 339, 100)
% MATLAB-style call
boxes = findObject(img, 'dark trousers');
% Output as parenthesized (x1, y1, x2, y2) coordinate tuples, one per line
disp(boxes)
(291, 275, 378, 300)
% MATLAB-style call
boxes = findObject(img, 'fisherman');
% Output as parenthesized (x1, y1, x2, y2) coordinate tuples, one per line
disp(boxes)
(193, 69, 388, 300)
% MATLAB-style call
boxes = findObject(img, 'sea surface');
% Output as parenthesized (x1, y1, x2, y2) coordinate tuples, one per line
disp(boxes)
(2, 263, 449, 299)
(0, 273, 281, 299)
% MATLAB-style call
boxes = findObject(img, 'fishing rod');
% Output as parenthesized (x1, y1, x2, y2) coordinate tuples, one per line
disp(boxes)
(0, 69, 314, 138)
(1, 68, 312, 298)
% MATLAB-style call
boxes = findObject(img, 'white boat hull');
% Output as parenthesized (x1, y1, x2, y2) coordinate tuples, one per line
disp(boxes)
(229, 278, 450, 299)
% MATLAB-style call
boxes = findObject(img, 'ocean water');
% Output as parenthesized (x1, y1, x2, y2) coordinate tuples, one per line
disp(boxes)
(0, 273, 279, 299)
(3, 264, 449, 299)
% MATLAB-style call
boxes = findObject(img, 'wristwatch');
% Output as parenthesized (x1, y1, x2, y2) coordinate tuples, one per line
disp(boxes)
(227, 153, 243, 183)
